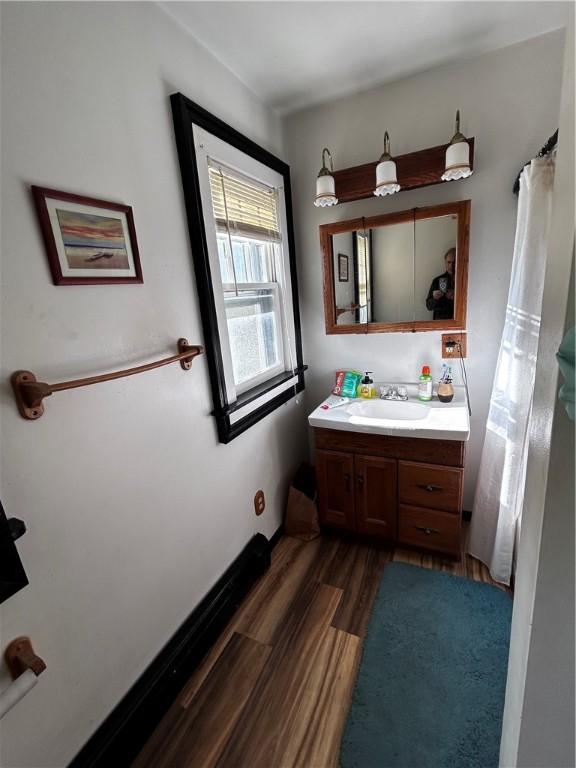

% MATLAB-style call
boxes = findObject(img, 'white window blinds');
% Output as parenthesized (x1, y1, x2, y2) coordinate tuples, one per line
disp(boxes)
(208, 162, 281, 243)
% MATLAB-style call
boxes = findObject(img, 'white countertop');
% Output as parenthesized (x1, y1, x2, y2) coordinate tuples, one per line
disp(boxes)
(308, 383, 470, 441)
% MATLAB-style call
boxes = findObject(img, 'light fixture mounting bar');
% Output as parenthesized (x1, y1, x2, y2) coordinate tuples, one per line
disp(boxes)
(333, 138, 474, 204)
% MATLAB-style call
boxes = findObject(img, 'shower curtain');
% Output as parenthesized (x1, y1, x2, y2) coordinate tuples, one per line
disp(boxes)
(468, 156, 556, 585)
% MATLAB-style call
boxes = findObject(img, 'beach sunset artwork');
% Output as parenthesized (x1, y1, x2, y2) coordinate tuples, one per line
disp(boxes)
(56, 209, 130, 269)
(32, 186, 143, 284)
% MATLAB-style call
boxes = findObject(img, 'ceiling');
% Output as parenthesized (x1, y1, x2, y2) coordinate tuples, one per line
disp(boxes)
(161, 1, 571, 115)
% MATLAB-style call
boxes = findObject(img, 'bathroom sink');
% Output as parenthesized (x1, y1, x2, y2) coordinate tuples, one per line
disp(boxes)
(346, 399, 429, 421)
(308, 383, 470, 441)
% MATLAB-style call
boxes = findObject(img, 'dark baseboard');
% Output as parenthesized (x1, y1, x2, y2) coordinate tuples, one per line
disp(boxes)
(69, 530, 277, 768)
(269, 523, 284, 550)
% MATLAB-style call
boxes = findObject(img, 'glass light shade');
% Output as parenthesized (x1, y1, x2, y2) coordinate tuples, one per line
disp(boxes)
(441, 140, 473, 181)
(314, 173, 338, 207)
(374, 159, 400, 196)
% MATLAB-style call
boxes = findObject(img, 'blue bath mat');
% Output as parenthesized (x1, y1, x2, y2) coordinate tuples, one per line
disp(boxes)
(341, 563, 512, 768)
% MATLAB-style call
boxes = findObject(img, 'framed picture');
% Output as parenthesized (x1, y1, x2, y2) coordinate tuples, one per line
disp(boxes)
(338, 253, 349, 282)
(31, 186, 143, 285)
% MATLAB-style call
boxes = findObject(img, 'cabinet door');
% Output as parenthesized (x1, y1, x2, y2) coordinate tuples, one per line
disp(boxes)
(316, 449, 355, 531)
(355, 455, 397, 539)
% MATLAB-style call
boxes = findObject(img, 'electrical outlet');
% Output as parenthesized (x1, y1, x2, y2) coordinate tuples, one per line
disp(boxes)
(254, 490, 265, 516)
(442, 333, 467, 359)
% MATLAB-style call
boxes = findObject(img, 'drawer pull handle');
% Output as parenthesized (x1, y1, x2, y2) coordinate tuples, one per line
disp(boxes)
(417, 483, 443, 493)
(415, 525, 441, 535)
(344, 473, 350, 492)
(357, 475, 364, 486)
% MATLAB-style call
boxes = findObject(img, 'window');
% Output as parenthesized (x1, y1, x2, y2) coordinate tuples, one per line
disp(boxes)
(210, 164, 285, 394)
(171, 94, 305, 443)
(354, 231, 372, 324)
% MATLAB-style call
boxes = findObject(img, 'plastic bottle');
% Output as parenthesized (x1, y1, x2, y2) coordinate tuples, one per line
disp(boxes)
(357, 372, 377, 399)
(418, 365, 433, 401)
(438, 365, 454, 403)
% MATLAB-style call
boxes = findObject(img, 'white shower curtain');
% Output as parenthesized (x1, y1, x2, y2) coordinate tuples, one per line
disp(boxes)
(468, 156, 556, 585)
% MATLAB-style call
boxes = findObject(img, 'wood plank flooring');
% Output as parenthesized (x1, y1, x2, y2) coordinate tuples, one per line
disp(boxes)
(133, 531, 507, 768)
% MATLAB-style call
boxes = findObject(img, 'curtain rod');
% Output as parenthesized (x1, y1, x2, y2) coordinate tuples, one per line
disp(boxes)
(513, 129, 558, 194)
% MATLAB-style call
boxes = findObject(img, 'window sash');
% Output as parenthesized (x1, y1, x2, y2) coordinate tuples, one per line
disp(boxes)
(217, 235, 278, 285)
(209, 160, 289, 397)
(223, 282, 286, 394)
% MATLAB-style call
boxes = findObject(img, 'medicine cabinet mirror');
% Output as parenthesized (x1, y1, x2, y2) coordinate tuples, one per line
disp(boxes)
(320, 200, 470, 334)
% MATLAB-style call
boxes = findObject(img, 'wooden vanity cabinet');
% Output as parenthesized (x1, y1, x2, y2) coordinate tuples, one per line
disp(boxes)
(314, 428, 465, 557)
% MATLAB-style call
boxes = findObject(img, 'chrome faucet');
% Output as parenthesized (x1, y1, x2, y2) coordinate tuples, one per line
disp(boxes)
(380, 385, 409, 401)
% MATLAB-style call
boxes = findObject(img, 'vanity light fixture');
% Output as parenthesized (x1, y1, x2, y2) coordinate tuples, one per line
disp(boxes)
(441, 110, 473, 181)
(314, 148, 338, 207)
(374, 131, 401, 196)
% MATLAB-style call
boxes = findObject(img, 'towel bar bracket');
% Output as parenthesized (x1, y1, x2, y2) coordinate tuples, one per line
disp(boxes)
(11, 371, 45, 420)
(177, 337, 196, 370)
(11, 337, 203, 420)
(5, 637, 46, 679)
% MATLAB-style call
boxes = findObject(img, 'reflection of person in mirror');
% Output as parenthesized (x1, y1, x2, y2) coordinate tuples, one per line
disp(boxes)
(426, 247, 456, 319)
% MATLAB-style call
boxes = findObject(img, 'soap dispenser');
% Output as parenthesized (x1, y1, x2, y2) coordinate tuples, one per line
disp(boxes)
(358, 372, 376, 399)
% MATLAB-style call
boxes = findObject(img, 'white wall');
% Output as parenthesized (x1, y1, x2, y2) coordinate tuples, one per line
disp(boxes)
(0, 3, 307, 766)
(500, 13, 574, 766)
(515, 258, 575, 768)
(285, 31, 565, 507)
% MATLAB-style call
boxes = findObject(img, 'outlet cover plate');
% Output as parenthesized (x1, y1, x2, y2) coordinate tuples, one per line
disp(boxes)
(442, 333, 467, 359)
(254, 490, 265, 516)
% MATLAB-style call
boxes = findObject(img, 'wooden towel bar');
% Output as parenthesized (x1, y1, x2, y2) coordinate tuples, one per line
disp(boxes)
(11, 338, 203, 420)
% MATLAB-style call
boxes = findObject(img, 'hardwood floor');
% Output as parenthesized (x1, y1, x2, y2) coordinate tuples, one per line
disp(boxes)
(133, 531, 506, 768)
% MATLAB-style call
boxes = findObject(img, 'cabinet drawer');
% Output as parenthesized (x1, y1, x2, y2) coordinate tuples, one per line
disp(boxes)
(398, 505, 461, 555)
(399, 461, 463, 513)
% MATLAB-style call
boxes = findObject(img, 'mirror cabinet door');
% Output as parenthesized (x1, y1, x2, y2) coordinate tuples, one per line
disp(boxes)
(369, 220, 415, 324)
(414, 214, 458, 322)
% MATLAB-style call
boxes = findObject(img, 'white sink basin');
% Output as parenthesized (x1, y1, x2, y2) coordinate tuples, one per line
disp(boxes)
(347, 399, 429, 421)
(308, 383, 470, 441)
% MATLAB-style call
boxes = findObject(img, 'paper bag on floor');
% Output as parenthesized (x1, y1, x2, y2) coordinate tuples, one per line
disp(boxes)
(285, 486, 320, 541)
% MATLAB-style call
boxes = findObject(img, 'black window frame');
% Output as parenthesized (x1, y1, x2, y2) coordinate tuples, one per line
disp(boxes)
(0, 500, 29, 605)
(170, 93, 306, 444)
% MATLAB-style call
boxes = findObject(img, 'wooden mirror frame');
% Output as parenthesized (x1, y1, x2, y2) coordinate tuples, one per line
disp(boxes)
(320, 200, 470, 334)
